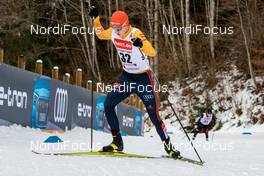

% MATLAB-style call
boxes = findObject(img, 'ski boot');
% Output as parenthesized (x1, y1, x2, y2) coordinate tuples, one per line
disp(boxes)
(101, 133, 123, 152)
(163, 138, 181, 158)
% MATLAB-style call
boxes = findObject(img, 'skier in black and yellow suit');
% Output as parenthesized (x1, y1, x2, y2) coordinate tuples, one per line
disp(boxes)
(89, 7, 180, 158)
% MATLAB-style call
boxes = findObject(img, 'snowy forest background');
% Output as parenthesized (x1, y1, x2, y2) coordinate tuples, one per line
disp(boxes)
(0, 0, 263, 130)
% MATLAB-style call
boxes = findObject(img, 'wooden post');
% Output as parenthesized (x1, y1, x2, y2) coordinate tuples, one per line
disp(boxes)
(52, 66, 59, 79)
(17, 55, 26, 69)
(0, 48, 3, 64)
(75, 68, 82, 87)
(86, 80, 92, 90)
(35, 59, 43, 74)
(63, 73, 70, 84)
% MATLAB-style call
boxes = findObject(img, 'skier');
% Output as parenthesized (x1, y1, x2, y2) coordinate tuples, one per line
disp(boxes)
(192, 110, 216, 141)
(88, 7, 180, 158)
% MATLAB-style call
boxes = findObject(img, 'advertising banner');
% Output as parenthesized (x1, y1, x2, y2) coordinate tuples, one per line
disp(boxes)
(0, 64, 37, 126)
(0, 64, 144, 136)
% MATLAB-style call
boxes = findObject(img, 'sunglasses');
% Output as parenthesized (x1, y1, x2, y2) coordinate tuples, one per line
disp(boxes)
(112, 26, 123, 32)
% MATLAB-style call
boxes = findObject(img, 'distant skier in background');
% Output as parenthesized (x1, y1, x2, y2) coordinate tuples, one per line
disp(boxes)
(88, 7, 180, 158)
(192, 110, 216, 141)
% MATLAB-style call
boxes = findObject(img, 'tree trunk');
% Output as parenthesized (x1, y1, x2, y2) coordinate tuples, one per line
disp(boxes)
(169, 0, 179, 63)
(80, 0, 93, 74)
(115, 0, 119, 10)
(209, 0, 215, 61)
(154, 0, 159, 76)
(80, 0, 101, 81)
(107, 0, 115, 69)
(146, 0, 154, 70)
(236, 0, 257, 88)
(180, 0, 187, 74)
(185, 0, 192, 75)
(245, 0, 253, 41)
(115, 0, 121, 68)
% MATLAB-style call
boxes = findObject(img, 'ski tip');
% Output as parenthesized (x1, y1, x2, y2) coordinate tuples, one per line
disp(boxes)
(195, 161, 205, 166)
(31, 150, 42, 155)
(31, 150, 57, 156)
(162, 155, 205, 166)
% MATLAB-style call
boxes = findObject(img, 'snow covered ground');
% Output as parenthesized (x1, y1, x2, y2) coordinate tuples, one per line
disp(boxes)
(0, 125, 263, 176)
(154, 64, 264, 133)
(1, 64, 263, 176)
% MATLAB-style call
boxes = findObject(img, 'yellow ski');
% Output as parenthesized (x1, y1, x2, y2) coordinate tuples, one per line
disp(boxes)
(32, 150, 156, 159)
(32, 150, 204, 165)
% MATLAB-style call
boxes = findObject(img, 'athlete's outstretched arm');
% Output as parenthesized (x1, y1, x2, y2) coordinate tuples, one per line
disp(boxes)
(133, 30, 157, 57)
(94, 17, 112, 40)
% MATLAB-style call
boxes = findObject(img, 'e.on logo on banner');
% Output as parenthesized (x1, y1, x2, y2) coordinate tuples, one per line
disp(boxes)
(114, 38, 132, 51)
(54, 88, 68, 123)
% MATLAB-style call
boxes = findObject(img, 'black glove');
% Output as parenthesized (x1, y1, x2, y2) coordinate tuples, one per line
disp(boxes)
(88, 6, 98, 18)
(131, 38, 143, 48)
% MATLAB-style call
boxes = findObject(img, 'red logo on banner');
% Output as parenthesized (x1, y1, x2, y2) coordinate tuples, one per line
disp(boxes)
(114, 38, 132, 51)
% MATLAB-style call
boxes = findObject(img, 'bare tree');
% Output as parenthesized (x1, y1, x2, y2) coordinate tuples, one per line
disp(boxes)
(146, 0, 154, 70)
(114, 0, 121, 68)
(169, 0, 179, 63)
(81, 0, 101, 81)
(185, 0, 192, 75)
(153, 0, 159, 76)
(180, 0, 186, 64)
(209, 0, 215, 61)
(106, 0, 115, 69)
(115, 0, 119, 10)
(236, 0, 257, 88)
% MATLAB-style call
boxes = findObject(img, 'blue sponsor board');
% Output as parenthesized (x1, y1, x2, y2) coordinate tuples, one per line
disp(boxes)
(95, 95, 109, 131)
(31, 76, 51, 129)
(134, 111, 143, 136)
(94, 94, 144, 136)
(0, 64, 144, 136)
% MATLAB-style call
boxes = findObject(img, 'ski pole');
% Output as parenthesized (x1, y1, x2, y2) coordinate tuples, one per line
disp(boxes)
(90, 15, 95, 152)
(211, 131, 215, 141)
(150, 70, 203, 163)
(181, 127, 195, 139)
(166, 99, 203, 163)
(86, 2, 95, 152)
(136, 48, 204, 163)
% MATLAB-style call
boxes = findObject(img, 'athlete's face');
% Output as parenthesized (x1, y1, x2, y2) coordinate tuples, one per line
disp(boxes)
(113, 26, 129, 35)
